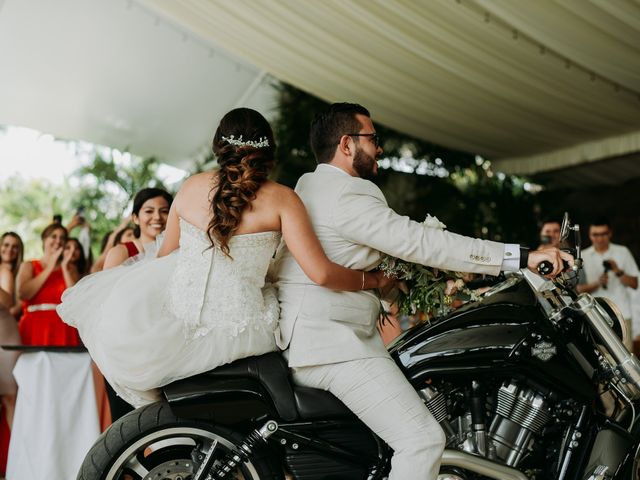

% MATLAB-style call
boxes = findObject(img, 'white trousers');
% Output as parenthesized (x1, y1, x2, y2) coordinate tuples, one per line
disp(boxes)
(292, 357, 446, 480)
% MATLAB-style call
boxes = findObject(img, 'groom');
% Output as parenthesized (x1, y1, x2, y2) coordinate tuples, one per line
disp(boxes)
(275, 103, 571, 479)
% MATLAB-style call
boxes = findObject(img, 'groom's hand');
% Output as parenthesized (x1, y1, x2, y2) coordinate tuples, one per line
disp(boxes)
(372, 270, 397, 296)
(527, 248, 574, 278)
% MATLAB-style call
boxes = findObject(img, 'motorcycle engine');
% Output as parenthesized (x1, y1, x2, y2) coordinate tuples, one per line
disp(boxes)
(488, 382, 552, 466)
(421, 380, 555, 469)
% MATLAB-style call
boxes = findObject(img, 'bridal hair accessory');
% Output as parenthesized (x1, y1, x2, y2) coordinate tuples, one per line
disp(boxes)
(221, 135, 270, 148)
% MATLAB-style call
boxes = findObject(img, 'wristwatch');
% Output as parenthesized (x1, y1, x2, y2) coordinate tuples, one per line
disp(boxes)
(519, 247, 529, 269)
(616, 270, 625, 277)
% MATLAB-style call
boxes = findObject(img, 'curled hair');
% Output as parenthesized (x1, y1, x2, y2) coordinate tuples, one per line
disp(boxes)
(208, 108, 276, 257)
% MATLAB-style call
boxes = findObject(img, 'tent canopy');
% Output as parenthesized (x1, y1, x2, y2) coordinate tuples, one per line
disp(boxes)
(0, 0, 277, 169)
(2, 0, 640, 176)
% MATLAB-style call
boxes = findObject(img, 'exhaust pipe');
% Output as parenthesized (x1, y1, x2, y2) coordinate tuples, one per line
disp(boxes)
(441, 449, 528, 480)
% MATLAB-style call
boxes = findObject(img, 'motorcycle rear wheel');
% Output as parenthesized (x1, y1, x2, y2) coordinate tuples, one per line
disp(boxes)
(78, 402, 280, 480)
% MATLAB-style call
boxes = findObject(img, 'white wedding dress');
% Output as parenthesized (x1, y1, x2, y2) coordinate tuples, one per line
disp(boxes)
(58, 218, 281, 406)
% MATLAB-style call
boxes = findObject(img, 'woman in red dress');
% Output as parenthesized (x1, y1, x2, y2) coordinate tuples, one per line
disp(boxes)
(16, 223, 81, 346)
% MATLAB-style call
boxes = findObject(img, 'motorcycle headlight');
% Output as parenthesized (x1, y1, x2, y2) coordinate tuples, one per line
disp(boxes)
(595, 297, 630, 348)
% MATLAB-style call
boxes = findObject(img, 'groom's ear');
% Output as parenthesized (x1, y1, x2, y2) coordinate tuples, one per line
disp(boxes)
(337, 135, 353, 158)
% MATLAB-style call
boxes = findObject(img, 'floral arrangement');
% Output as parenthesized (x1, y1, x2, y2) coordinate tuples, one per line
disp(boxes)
(379, 215, 479, 319)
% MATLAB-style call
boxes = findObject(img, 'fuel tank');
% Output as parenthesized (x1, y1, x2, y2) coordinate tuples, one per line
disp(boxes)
(388, 276, 595, 400)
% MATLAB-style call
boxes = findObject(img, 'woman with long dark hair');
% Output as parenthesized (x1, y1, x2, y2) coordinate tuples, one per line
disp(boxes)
(58, 108, 392, 406)
(103, 188, 172, 269)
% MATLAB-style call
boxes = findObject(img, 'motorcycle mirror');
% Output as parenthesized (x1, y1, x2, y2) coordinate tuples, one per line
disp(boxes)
(559, 211, 583, 270)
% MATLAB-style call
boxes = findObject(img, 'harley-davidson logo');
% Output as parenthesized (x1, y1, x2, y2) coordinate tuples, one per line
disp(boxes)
(532, 341, 557, 362)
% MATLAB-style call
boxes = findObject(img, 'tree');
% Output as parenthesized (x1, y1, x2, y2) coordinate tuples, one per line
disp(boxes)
(0, 175, 74, 258)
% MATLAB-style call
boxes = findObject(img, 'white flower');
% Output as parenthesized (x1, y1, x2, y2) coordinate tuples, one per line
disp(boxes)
(423, 214, 447, 230)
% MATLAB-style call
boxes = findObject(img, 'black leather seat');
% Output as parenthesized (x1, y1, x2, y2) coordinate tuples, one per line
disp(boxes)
(293, 386, 353, 419)
(181, 352, 352, 421)
(204, 352, 298, 421)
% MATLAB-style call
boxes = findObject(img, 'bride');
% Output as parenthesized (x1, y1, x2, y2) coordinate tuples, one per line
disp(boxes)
(58, 108, 391, 406)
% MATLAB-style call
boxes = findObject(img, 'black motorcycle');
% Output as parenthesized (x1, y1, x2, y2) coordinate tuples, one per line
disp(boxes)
(79, 215, 640, 480)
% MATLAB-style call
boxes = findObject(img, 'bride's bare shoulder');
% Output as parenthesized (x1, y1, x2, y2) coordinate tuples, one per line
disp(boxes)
(261, 180, 295, 198)
(177, 171, 217, 195)
(183, 171, 217, 187)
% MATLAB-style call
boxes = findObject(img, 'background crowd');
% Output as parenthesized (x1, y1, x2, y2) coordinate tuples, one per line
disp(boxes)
(0, 186, 173, 475)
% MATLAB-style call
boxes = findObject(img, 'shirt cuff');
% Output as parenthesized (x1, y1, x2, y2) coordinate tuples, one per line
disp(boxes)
(501, 244, 521, 271)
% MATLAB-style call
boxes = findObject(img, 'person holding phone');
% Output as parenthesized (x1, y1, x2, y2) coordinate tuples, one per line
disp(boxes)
(578, 217, 639, 350)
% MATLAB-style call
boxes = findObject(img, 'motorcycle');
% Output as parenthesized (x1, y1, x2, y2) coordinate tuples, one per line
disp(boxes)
(79, 214, 640, 480)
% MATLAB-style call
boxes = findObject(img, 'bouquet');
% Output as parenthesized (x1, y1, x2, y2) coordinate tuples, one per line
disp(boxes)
(379, 215, 479, 319)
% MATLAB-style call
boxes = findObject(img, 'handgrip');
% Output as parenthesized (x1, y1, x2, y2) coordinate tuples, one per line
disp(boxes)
(537, 260, 571, 276)
(537, 261, 554, 276)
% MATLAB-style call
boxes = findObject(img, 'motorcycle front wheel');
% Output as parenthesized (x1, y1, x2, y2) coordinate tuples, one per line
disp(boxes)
(78, 402, 281, 480)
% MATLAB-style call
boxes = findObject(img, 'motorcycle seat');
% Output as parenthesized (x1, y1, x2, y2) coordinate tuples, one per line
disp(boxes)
(293, 386, 353, 420)
(202, 352, 352, 421)
(205, 352, 299, 421)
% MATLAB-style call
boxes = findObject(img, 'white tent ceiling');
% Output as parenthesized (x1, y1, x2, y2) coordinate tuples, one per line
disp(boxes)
(2, 0, 640, 176)
(0, 0, 277, 169)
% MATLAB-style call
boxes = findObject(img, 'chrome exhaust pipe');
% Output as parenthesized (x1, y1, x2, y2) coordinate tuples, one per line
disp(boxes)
(441, 449, 528, 480)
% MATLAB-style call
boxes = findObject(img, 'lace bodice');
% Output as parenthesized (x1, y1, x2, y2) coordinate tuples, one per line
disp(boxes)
(164, 218, 281, 340)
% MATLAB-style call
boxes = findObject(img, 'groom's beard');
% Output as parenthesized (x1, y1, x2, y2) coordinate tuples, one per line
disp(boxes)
(353, 146, 378, 180)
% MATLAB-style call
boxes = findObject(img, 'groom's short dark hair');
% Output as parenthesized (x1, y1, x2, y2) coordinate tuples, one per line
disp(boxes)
(310, 103, 370, 164)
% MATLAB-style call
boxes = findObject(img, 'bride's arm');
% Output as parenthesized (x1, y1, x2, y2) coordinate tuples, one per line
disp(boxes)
(157, 201, 180, 258)
(280, 189, 388, 291)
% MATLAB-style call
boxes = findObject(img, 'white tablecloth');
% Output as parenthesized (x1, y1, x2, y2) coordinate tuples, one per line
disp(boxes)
(6, 351, 101, 480)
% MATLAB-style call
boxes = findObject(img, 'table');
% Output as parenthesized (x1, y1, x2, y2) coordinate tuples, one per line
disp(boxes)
(5, 349, 101, 480)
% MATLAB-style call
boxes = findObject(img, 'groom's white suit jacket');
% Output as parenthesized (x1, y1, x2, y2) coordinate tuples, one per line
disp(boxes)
(275, 163, 506, 367)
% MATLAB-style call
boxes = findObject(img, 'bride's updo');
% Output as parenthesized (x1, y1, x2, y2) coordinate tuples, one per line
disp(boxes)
(209, 108, 276, 256)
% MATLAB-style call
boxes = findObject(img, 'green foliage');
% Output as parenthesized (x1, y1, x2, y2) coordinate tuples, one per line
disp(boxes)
(0, 175, 71, 258)
(70, 152, 170, 257)
(0, 152, 169, 259)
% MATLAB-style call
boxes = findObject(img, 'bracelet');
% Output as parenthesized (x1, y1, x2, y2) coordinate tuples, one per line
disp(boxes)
(361, 271, 366, 290)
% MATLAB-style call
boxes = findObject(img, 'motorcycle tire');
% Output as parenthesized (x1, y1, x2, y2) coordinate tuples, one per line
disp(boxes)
(78, 401, 282, 480)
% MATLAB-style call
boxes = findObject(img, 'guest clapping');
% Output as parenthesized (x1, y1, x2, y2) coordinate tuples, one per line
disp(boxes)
(0, 233, 23, 318)
(16, 223, 81, 346)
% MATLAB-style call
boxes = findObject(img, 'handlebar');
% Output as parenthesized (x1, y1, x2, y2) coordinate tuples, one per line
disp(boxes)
(537, 261, 554, 276)
(537, 260, 572, 277)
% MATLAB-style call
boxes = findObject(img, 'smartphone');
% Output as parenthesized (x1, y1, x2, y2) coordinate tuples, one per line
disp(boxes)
(53, 214, 62, 224)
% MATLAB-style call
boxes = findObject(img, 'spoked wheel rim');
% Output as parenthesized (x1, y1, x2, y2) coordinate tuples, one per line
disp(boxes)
(105, 426, 260, 480)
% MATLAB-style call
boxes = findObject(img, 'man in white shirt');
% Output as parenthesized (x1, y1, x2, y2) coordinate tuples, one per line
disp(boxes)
(578, 217, 638, 349)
